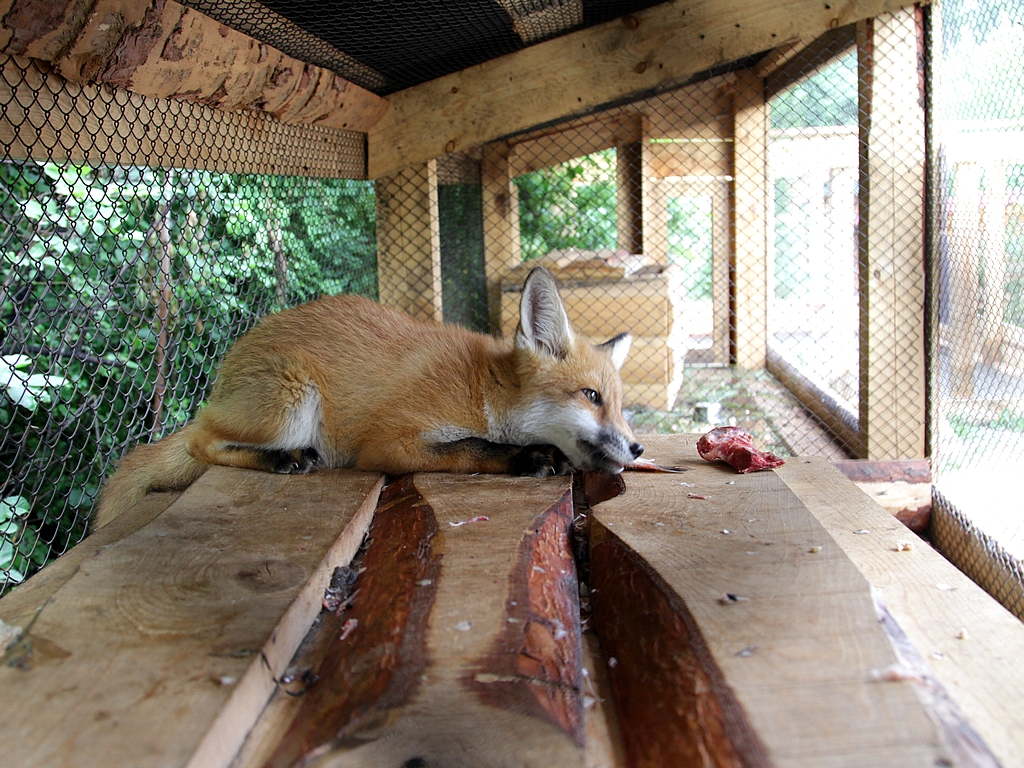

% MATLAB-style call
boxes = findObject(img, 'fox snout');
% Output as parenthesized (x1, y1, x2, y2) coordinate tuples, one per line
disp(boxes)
(575, 429, 644, 474)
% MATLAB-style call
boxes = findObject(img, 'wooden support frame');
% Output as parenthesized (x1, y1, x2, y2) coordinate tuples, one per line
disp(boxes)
(375, 160, 444, 323)
(731, 69, 770, 369)
(856, 9, 927, 459)
(368, 0, 921, 178)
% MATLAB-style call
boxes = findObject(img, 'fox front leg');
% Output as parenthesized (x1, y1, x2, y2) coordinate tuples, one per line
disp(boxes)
(427, 438, 574, 477)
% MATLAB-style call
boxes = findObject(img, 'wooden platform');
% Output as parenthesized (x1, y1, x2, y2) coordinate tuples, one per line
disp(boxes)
(1, 436, 1022, 767)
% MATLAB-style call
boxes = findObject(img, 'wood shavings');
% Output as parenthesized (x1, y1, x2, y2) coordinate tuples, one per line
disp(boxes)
(936, 583, 957, 591)
(956, 629, 968, 640)
(717, 593, 750, 604)
(808, 546, 822, 553)
(339, 618, 359, 641)
(453, 620, 473, 632)
(894, 540, 913, 551)
(736, 646, 756, 657)
(721, 529, 731, 534)
(853, 529, 870, 535)
(871, 663, 925, 683)
(449, 515, 489, 527)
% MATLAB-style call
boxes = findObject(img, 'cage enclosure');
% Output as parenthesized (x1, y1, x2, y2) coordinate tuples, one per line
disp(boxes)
(1, 0, 1023, 766)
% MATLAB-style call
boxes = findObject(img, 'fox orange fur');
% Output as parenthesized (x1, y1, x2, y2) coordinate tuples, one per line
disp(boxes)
(93, 267, 642, 527)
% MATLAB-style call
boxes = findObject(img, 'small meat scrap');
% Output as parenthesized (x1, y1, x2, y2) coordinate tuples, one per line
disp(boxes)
(323, 565, 359, 613)
(697, 426, 785, 474)
(627, 457, 687, 473)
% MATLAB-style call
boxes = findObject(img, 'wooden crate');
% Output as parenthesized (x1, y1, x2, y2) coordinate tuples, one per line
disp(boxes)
(502, 270, 684, 410)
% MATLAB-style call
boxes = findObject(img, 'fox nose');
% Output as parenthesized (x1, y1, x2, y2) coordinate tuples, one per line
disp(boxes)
(630, 442, 644, 458)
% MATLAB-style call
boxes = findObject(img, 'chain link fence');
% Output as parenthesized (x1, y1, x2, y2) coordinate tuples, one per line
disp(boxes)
(1, 1, 1022, 615)
(929, 0, 1024, 618)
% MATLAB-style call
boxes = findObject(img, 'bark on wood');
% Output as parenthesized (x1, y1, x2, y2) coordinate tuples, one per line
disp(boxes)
(589, 435, 969, 766)
(256, 473, 585, 768)
(0, 0, 387, 132)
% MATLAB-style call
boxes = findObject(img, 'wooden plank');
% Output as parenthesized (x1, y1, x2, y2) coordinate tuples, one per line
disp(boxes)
(367, 0, 917, 178)
(776, 447, 1024, 768)
(589, 434, 991, 767)
(615, 119, 644, 255)
(0, 55, 366, 177)
(856, 10, 927, 459)
(257, 473, 584, 767)
(375, 160, 443, 323)
(0, 491, 180, 631)
(0, 0, 387, 133)
(0, 467, 383, 768)
(731, 68, 769, 369)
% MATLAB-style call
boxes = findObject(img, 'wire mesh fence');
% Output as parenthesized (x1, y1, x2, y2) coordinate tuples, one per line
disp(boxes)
(1, 1, 1022, 613)
(929, 0, 1024, 610)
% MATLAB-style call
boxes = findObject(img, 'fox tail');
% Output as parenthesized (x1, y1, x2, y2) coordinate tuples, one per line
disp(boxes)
(93, 424, 208, 529)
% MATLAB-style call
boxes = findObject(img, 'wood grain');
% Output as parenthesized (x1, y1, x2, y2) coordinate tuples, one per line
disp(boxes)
(592, 435, 961, 766)
(0, 466, 383, 768)
(0, 0, 387, 133)
(258, 472, 585, 768)
(368, 0, 918, 177)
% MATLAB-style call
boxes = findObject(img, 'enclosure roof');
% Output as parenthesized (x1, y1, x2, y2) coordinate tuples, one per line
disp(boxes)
(179, 0, 670, 95)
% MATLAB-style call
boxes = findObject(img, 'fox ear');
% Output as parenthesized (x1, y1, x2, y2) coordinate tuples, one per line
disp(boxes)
(516, 266, 573, 359)
(597, 332, 632, 371)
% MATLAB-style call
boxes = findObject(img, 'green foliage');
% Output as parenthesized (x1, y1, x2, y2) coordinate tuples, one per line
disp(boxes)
(515, 150, 617, 262)
(667, 196, 713, 300)
(770, 52, 858, 130)
(1, 161, 376, 589)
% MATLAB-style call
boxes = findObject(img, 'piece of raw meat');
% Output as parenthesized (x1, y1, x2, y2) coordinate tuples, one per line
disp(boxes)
(697, 426, 785, 473)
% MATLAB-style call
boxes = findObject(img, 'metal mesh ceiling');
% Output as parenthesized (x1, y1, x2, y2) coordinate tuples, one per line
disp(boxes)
(177, 0, 668, 94)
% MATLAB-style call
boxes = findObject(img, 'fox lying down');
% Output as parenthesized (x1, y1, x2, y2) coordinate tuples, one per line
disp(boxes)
(93, 267, 643, 527)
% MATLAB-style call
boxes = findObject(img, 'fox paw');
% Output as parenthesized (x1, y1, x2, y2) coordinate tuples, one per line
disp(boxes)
(268, 447, 321, 475)
(513, 444, 574, 477)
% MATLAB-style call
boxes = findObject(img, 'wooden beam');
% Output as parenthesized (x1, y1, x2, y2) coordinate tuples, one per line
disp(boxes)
(856, 9, 927, 459)
(375, 160, 444, 322)
(0, 0, 387, 133)
(368, 0, 921, 178)
(589, 435, 1009, 766)
(0, 55, 367, 176)
(0, 467, 383, 768)
(731, 68, 769, 369)
(257, 473, 585, 767)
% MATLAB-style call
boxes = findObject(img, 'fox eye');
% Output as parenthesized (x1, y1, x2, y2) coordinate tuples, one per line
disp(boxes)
(582, 388, 602, 406)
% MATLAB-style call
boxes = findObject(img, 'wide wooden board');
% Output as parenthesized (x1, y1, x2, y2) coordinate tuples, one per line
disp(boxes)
(256, 472, 585, 768)
(591, 435, 967, 766)
(0, 467, 383, 768)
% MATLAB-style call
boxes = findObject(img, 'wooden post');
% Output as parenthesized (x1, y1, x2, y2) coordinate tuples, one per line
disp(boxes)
(731, 69, 769, 369)
(375, 160, 443, 323)
(482, 141, 521, 333)
(616, 121, 644, 255)
(857, 10, 927, 459)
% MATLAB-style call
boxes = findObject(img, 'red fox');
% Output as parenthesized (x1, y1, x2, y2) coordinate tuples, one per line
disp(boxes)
(93, 267, 643, 527)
